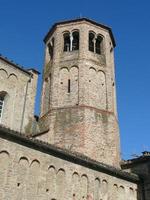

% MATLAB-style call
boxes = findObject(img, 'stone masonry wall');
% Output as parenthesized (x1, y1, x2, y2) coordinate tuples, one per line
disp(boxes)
(39, 20, 120, 167)
(0, 135, 138, 200)
(37, 106, 120, 167)
(122, 157, 150, 200)
(41, 20, 117, 114)
(0, 58, 38, 133)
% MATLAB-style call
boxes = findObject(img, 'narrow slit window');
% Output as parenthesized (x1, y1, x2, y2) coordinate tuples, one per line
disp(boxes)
(68, 79, 71, 93)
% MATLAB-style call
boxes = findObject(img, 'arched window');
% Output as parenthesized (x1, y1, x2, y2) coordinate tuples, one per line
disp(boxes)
(48, 38, 54, 59)
(64, 32, 70, 52)
(89, 32, 95, 52)
(0, 91, 7, 122)
(72, 31, 79, 51)
(64, 31, 79, 52)
(89, 32, 104, 55)
(96, 35, 103, 54)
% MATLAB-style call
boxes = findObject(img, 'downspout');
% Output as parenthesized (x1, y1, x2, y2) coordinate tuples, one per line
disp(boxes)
(20, 73, 32, 133)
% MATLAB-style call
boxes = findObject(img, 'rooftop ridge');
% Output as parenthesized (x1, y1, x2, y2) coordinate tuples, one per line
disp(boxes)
(121, 154, 150, 167)
(0, 54, 40, 75)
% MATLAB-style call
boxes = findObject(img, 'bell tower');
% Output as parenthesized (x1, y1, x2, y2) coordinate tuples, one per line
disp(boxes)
(40, 18, 120, 167)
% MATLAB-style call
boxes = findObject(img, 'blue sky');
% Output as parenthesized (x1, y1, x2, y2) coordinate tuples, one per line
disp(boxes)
(0, 0, 150, 160)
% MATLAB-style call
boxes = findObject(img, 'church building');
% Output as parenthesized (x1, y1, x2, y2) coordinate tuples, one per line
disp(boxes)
(0, 18, 149, 200)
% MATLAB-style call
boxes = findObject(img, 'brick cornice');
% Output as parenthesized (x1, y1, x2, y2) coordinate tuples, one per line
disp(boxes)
(40, 105, 118, 122)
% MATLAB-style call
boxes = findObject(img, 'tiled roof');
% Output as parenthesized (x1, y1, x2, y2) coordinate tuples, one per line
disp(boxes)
(0, 124, 140, 183)
(0, 54, 40, 75)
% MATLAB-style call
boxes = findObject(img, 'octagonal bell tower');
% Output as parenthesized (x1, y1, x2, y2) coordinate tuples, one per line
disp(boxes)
(40, 18, 120, 167)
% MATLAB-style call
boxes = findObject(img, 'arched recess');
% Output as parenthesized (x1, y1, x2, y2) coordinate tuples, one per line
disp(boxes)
(59, 67, 69, 106)
(43, 78, 49, 113)
(8, 73, 18, 81)
(0, 69, 8, 80)
(118, 186, 125, 200)
(113, 184, 118, 200)
(7, 74, 18, 127)
(27, 160, 40, 198)
(81, 174, 88, 200)
(49, 73, 52, 107)
(8, 74, 18, 90)
(100, 179, 108, 199)
(46, 166, 56, 198)
(56, 169, 65, 200)
(0, 151, 10, 194)
(89, 67, 98, 107)
(72, 172, 80, 200)
(43, 73, 52, 113)
(129, 187, 134, 200)
(70, 66, 79, 105)
(94, 178, 100, 200)
(97, 70, 107, 109)
(16, 157, 29, 199)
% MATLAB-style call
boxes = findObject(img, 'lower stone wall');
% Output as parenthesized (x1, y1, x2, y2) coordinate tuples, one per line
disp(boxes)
(0, 136, 139, 200)
(36, 106, 120, 167)
(122, 158, 150, 200)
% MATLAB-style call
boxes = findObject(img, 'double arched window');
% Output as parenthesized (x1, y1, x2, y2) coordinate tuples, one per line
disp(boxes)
(89, 32, 103, 55)
(63, 31, 79, 52)
(0, 91, 7, 122)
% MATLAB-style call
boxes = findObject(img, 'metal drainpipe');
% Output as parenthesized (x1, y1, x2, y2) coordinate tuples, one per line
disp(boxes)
(20, 73, 32, 133)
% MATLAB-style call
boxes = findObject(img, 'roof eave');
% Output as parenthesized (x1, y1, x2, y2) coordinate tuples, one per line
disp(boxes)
(43, 18, 116, 47)
(0, 55, 40, 76)
(0, 125, 139, 183)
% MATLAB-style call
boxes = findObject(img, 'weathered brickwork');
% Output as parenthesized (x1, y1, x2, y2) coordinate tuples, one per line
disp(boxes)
(39, 18, 120, 167)
(36, 106, 120, 167)
(122, 152, 150, 200)
(41, 20, 116, 113)
(0, 18, 148, 199)
(0, 131, 139, 200)
(0, 56, 38, 133)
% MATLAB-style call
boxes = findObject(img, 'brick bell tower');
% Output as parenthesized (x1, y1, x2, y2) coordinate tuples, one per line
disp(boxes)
(40, 18, 120, 167)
